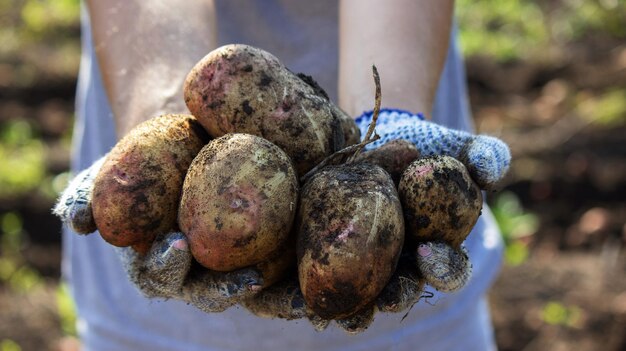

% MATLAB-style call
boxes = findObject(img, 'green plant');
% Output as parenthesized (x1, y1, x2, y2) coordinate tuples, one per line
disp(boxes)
(0, 0, 81, 85)
(576, 89, 626, 126)
(457, 0, 549, 61)
(56, 283, 78, 337)
(490, 191, 539, 265)
(0, 211, 43, 293)
(0, 120, 45, 198)
(542, 301, 583, 327)
(0, 339, 21, 351)
(21, 0, 80, 36)
(457, 0, 626, 61)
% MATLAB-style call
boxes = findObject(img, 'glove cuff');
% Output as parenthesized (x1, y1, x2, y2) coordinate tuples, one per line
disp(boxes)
(354, 108, 426, 126)
(354, 108, 427, 146)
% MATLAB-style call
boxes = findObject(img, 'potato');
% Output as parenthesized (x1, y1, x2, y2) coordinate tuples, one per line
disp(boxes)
(335, 105, 361, 146)
(254, 236, 296, 289)
(297, 163, 404, 319)
(184, 44, 355, 176)
(295, 72, 360, 146)
(355, 139, 420, 185)
(92, 114, 209, 254)
(179, 133, 298, 272)
(398, 156, 483, 249)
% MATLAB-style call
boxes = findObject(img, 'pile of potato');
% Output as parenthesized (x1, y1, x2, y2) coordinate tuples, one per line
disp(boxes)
(90, 44, 483, 328)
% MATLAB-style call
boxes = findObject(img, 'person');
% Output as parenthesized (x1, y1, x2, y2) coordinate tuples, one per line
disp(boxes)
(60, 0, 507, 350)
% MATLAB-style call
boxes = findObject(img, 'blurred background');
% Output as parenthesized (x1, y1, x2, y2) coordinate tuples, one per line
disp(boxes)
(0, 0, 624, 350)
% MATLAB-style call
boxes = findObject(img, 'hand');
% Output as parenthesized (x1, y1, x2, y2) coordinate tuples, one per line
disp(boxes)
(53, 157, 263, 312)
(242, 109, 509, 333)
(355, 108, 511, 190)
(356, 108, 508, 293)
(241, 253, 428, 334)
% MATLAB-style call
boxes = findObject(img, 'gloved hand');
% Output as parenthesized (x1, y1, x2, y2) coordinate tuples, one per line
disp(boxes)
(243, 109, 510, 333)
(355, 108, 510, 190)
(356, 108, 509, 291)
(241, 250, 426, 334)
(53, 156, 263, 312)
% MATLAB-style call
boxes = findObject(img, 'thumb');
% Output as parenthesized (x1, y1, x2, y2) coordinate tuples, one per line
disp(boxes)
(53, 155, 107, 234)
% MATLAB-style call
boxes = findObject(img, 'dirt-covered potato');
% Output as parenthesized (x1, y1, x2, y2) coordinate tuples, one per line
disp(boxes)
(92, 114, 209, 254)
(254, 236, 297, 289)
(355, 139, 420, 185)
(184, 44, 357, 176)
(179, 133, 299, 272)
(398, 156, 483, 249)
(334, 105, 360, 146)
(297, 163, 404, 319)
(295, 72, 360, 146)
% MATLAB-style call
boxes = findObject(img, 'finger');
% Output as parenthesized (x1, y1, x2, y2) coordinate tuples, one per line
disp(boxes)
(115, 233, 192, 298)
(142, 232, 193, 295)
(415, 241, 472, 293)
(53, 156, 107, 234)
(241, 277, 332, 331)
(376, 256, 425, 313)
(307, 313, 331, 332)
(460, 135, 511, 190)
(181, 266, 263, 313)
(335, 305, 376, 335)
(241, 277, 307, 320)
(115, 232, 193, 298)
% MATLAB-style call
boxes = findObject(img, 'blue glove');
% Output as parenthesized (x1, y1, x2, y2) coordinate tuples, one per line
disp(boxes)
(53, 156, 262, 312)
(355, 108, 511, 190)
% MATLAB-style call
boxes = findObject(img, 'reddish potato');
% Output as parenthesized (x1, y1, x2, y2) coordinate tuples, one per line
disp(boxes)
(179, 133, 298, 272)
(184, 44, 356, 176)
(92, 114, 209, 254)
(355, 139, 420, 185)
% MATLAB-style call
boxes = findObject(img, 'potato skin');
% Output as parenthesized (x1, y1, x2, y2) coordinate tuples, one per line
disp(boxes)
(184, 44, 350, 176)
(255, 236, 297, 289)
(334, 105, 361, 146)
(355, 139, 420, 185)
(398, 156, 483, 249)
(92, 114, 209, 253)
(297, 163, 404, 319)
(179, 133, 299, 272)
(295, 72, 360, 146)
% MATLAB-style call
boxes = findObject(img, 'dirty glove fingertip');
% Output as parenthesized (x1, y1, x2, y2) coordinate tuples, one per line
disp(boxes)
(53, 156, 107, 234)
(462, 135, 511, 189)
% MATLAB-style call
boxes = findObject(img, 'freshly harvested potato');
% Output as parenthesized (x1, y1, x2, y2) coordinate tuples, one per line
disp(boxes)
(334, 105, 361, 146)
(398, 156, 483, 249)
(92, 114, 209, 254)
(355, 139, 420, 185)
(295, 72, 360, 146)
(179, 133, 298, 272)
(297, 163, 404, 319)
(254, 236, 297, 289)
(184, 44, 356, 176)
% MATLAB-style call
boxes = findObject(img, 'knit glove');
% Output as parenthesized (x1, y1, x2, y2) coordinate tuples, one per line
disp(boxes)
(355, 108, 510, 190)
(53, 156, 263, 313)
(241, 251, 425, 334)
